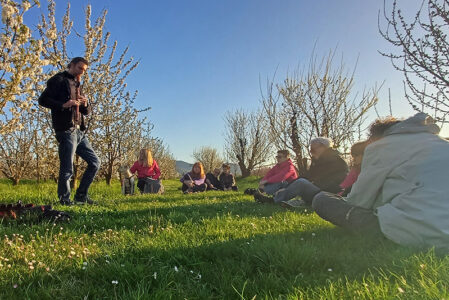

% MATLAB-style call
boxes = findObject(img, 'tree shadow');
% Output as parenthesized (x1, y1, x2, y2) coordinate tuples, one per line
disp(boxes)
(1, 228, 431, 299)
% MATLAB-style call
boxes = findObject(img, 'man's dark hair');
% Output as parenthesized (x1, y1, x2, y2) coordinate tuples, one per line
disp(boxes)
(277, 150, 290, 158)
(368, 116, 401, 139)
(222, 163, 231, 169)
(67, 57, 89, 68)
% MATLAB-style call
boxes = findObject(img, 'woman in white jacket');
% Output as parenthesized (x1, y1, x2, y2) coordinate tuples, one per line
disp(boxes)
(312, 113, 449, 250)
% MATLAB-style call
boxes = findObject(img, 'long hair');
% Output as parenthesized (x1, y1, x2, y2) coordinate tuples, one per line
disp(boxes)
(191, 162, 205, 179)
(350, 141, 368, 171)
(138, 149, 153, 168)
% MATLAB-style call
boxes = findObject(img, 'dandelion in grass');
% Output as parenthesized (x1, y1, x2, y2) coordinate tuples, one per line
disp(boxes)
(174, 266, 178, 272)
(112, 280, 118, 285)
(13, 284, 18, 289)
(327, 268, 332, 272)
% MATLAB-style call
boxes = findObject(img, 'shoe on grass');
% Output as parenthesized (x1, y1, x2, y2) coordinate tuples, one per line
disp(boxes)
(74, 195, 96, 205)
(253, 190, 274, 203)
(59, 199, 73, 206)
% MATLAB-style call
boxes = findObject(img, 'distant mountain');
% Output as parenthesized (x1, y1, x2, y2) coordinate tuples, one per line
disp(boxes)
(175, 160, 193, 176)
(175, 160, 241, 176)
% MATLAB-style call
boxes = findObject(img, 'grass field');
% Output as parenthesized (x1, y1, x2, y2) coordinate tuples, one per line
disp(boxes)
(0, 177, 448, 299)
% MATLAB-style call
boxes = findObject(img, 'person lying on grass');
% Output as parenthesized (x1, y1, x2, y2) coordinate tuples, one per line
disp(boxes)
(254, 138, 348, 204)
(311, 113, 449, 251)
(278, 140, 368, 208)
(181, 162, 207, 193)
(130, 148, 164, 194)
(219, 163, 238, 191)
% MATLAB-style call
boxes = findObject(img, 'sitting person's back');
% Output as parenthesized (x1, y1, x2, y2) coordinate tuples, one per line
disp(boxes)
(312, 113, 449, 251)
(130, 148, 163, 194)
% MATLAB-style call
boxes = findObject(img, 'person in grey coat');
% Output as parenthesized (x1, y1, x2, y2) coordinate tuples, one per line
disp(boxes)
(312, 113, 449, 251)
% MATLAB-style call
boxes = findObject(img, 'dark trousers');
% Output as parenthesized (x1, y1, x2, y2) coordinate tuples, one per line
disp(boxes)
(312, 192, 381, 233)
(137, 178, 163, 194)
(182, 183, 207, 193)
(55, 129, 100, 201)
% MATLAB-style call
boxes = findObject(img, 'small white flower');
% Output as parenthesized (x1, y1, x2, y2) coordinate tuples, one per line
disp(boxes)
(105, 260, 110, 264)
(311, 233, 316, 237)
(112, 280, 118, 285)
(153, 272, 157, 279)
(13, 284, 18, 288)
(397, 287, 404, 293)
(190, 270, 194, 273)
(83, 262, 88, 266)
(328, 268, 333, 272)
(174, 266, 178, 272)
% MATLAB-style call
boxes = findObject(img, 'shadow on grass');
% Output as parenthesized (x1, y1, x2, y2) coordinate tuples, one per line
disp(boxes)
(1, 227, 429, 299)
(63, 198, 315, 235)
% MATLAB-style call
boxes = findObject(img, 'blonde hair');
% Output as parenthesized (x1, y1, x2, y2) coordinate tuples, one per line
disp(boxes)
(138, 149, 153, 167)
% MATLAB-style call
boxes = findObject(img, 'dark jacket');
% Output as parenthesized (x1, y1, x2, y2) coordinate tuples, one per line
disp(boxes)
(205, 173, 222, 189)
(304, 148, 348, 193)
(38, 71, 89, 132)
(219, 173, 236, 189)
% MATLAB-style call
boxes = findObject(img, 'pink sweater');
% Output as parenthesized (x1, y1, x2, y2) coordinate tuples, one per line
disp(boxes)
(262, 159, 298, 183)
(130, 160, 161, 179)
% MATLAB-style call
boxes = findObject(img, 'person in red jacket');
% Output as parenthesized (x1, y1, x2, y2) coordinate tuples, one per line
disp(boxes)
(254, 150, 298, 202)
(130, 149, 164, 194)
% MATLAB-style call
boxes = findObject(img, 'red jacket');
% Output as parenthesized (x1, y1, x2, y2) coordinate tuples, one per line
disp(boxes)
(262, 159, 298, 184)
(130, 160, 161, 179)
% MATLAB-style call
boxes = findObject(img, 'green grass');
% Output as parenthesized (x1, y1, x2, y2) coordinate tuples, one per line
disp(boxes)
(0, 177, 448, 299)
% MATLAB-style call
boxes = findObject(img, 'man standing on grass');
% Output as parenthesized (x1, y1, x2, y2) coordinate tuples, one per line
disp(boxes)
(39, 57, 100, 206)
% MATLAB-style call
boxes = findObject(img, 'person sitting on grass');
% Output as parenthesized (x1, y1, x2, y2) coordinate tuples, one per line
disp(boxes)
(205, 168, 222, 190)
(130, 148, 164, 194)
(279, 140, 367, 208)
(311, 113, 449, 250)
(253, 150, 298, 201)
(338, 141, 368, 196)
(220, 163, 238, 191)
(181, 162, 207, 193)
(255, 138, 348, 204)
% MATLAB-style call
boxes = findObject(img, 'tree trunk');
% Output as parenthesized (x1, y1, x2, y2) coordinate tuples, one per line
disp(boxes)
(12, 177, 20, 185)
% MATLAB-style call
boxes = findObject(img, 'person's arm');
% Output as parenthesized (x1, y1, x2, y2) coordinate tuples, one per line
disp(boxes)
(264, 163, 295, 183)
(129, 162, 138, 175)
(346, 144, 391, 209)
(152, 160, 161, 180)
(38, 76, 65, 110)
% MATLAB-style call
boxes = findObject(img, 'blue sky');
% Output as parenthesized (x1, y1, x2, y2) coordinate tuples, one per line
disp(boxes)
(32, 0, 442, 162)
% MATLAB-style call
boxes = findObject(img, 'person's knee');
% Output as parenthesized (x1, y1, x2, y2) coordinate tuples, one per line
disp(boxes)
(311, 192, 327, 212)
(90, 156, 101, 171)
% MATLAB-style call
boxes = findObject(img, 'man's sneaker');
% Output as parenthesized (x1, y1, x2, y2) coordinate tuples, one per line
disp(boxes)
(59, 199, 73, 206)
(280, 199, 307, 209)
(253, 190, 274, 203)
(74, 195, 96, 205)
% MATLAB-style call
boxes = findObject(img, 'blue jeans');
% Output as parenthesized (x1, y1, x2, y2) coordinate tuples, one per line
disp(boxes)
(263, 181, 289, 195)
(273, 178, 321, 204)
(56, 129, 100, 201)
